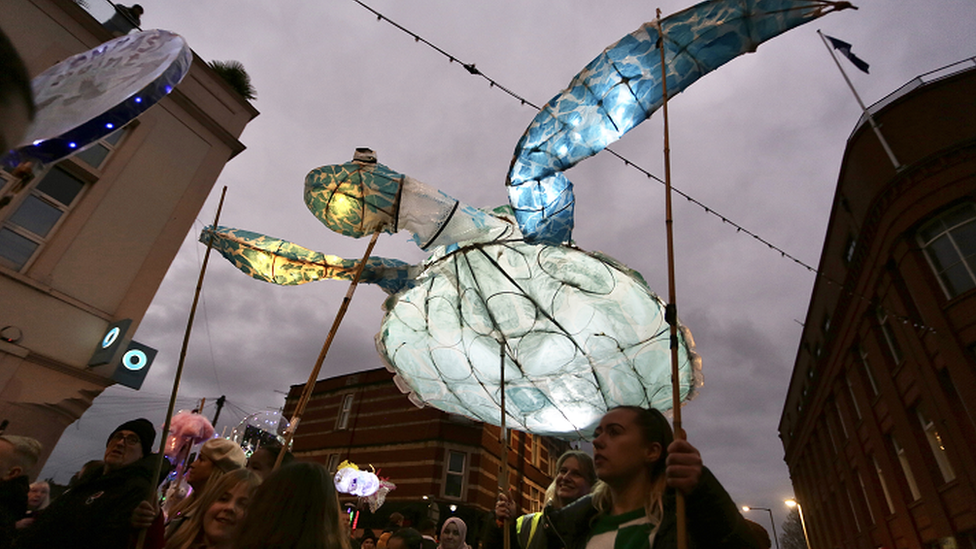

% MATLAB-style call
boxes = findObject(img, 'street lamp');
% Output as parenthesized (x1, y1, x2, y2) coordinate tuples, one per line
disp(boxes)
(784, 499, 811, 549)
(741, 506, 780, 549)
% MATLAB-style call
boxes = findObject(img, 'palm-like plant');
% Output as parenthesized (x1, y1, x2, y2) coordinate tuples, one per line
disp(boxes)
(207, 60, 256, 100)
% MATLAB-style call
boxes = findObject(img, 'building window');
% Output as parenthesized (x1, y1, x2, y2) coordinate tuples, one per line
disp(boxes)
(538, 440, 550, 474)
(0, 127, 127, 271)
(856, 470, 875, 524)
(846, 376, 862, 421)
(890, 435, 921, 501)
(0, 166, 87, 270)
(858, 348, 880, 397)
(844, 234, 857, 264)
(845, 485, 861, 532)
(917, 203, 976, 298)
(74, 126, 127, 169)
(327, 453, 341, 473)
(335, 394, 354, 430)
(876, 310, 903, 364)
(443, 450, 467, 499)
(916, 405, 955, 482)
(872, 455, 896, 514)
(834, 400, 848, 439)
(824, 419, 838, 454)
(527, 483, 544, 513)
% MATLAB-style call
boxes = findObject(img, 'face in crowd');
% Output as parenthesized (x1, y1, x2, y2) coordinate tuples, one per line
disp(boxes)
(245, 448, 275, 479)
(104, 430, 144, 470)
(440, 521, 465, 549)
(202, 481, 251, 547)
(554, 456, 592, 502)
(592, 407, 664, 486)
(187, 451, 217, 487)
(27, 482, 49, 509)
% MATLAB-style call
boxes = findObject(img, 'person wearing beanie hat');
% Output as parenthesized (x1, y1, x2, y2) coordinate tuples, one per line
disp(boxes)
(106, 418, 156, 465)
(16, 418, 162, 549)
(166, 438, 246, 538)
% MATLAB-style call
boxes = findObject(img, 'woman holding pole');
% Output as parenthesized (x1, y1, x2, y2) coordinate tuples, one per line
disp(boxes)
(516, 406, 758, 549)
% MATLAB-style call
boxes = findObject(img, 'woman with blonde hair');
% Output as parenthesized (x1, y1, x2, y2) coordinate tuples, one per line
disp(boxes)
(166, 438, 247, 536)
(488, 450, 598, 549)
(165, 468, 261, 549)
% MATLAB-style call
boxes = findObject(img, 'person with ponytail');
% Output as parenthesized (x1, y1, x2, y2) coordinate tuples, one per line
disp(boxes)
(536, 406, 758, 549)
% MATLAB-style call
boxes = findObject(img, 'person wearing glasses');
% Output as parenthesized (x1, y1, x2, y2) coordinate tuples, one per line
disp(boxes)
(16, 418, 162, 549)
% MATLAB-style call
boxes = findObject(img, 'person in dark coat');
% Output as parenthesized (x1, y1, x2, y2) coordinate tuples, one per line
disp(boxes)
(15, 418, 160, 549)
(519, 407, 759, 549)
(0, 435, 41, 549)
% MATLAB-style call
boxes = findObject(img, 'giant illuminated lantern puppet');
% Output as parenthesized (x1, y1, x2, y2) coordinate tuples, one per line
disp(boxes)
(202, 0, 851, 438)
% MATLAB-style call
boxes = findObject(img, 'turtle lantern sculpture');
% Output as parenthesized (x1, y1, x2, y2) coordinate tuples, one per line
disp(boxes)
(204, 147, 700, 439)
(204, 0, 852, 438)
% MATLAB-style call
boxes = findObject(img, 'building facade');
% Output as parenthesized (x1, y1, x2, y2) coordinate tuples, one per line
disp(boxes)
(0, 0, 258, 467)
(779, 61, 976, 549)
(284, 367, 571, 540)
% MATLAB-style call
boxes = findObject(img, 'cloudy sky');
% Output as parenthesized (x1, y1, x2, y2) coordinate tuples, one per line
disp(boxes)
(40, 0, 976, 526)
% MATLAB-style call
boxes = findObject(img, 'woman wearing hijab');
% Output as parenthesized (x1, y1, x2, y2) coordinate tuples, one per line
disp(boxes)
(438, 517, 470, 549)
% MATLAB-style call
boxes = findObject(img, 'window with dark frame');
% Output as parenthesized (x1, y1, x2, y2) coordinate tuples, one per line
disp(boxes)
(0, 127, 128, 271)
(917, 203, 976, 298)
(444, 450, 466, 499)
(335, 393, 354, 430)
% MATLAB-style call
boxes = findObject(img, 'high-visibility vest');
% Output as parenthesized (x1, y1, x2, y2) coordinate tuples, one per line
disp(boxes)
(515, 512, 545, 549)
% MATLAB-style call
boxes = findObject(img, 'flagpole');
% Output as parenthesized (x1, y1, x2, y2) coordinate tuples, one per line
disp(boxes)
(656, 11, 687, 549)
(817, 29, 902, 171)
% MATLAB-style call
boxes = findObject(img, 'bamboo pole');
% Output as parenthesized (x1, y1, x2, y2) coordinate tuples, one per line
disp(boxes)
(137, 186, 228, 549)
(274, 228, 383, 470)
(655, 11, 688, 549)
(499, 341, 510, 549)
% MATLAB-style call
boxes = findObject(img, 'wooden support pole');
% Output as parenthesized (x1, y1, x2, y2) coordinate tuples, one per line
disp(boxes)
(656, 11, 687, 549)
(137, 185, 228, 549)
(274, 228, 383, 470)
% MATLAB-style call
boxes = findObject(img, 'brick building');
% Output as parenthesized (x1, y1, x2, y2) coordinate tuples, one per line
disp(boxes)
(779, 60, 976, 549)
(284, 367, 571, 539)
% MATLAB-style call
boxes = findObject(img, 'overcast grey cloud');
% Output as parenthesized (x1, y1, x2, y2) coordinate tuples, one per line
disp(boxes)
(39, 0, 976, 521)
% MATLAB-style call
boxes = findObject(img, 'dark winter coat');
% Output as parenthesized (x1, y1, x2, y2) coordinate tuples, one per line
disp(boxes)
(15, 454, 159, 549)
(0, 475, 28, 549)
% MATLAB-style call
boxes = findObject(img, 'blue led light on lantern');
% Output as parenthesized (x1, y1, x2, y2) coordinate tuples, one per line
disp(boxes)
(105, 123, 114, 129)
(134, 96, 142, 103)
(68, 142, 77, 149)
(165, 85, 172, 93)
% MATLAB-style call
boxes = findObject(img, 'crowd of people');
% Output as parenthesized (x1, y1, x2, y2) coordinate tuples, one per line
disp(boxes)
(0, 404, 769, 549)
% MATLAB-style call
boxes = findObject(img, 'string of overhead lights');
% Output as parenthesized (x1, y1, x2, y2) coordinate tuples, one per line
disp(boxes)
(348, 0, 937, 335)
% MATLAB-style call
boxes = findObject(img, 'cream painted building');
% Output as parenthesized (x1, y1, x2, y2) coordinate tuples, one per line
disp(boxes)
(0, 0, 258, 469)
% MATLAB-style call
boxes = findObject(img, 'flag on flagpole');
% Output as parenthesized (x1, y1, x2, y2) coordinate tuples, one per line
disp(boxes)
(825, 35, 870, 73)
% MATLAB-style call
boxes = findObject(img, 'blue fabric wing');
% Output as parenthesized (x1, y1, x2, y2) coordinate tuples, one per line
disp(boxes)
(507, 0, 851, 243)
